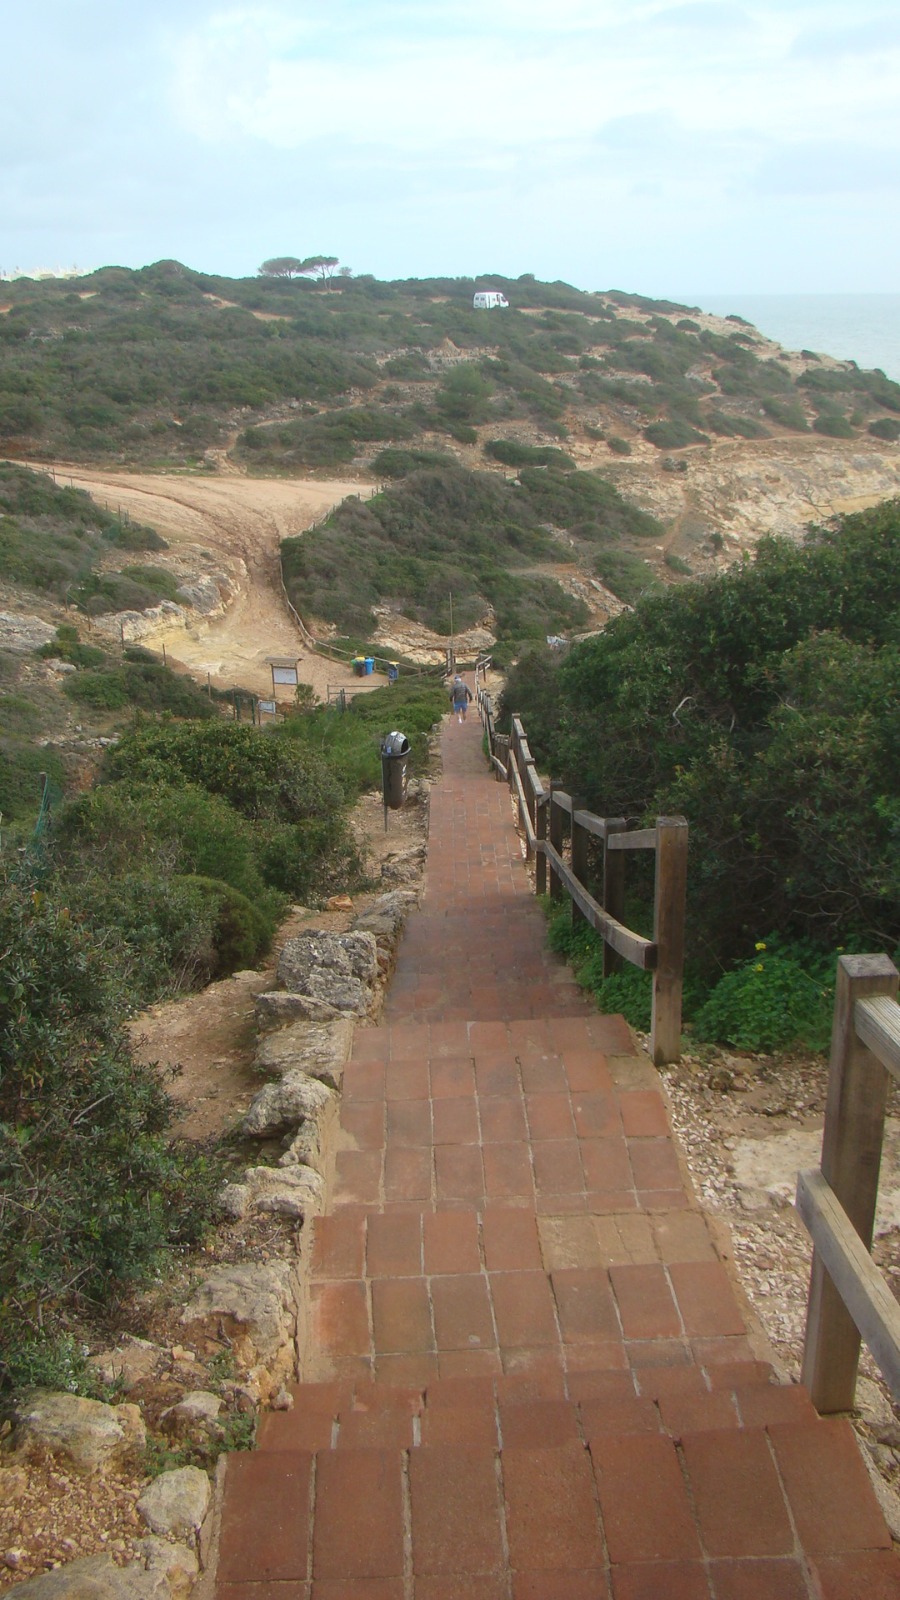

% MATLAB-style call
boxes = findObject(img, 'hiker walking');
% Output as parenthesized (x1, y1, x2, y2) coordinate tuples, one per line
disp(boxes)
(449, 674, 473, 724)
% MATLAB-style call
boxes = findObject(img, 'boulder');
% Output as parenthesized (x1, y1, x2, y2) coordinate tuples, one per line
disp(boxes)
(240, 1070, 334, 1138)
(276, 932, 377, 1015)
(137, 1467, 211, 1539)
(245, 1164, 324, 1218)
(0, 1542, 198, 1600)
(180, 1261, 298, 1389)
(255, 1018, 354, 1090)
(13, 1392, 146, 1476)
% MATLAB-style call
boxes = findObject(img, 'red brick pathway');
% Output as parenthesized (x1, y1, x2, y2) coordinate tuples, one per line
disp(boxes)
(215, 702, 899, 1599)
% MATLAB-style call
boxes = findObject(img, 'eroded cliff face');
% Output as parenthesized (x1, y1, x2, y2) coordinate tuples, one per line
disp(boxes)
(598, 435, 900, 570)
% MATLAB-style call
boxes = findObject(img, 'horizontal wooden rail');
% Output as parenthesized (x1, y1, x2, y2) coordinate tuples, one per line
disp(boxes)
(855, 995, 900, 1081)
(607, 827, 657, 852)
(543, 843, 657, 969)
(797, 1169, 900, 1402)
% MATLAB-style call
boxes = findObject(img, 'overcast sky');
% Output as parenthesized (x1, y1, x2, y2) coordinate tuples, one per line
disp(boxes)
(3, 1, 899, 295)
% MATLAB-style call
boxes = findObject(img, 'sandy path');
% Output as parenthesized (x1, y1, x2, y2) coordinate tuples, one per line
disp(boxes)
(46, 465, 381, 700)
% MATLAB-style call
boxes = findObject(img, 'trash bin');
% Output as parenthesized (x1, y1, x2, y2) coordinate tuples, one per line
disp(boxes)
(352, 657, 365, 678)
(363, 657, 374, 675)
(387, 662, 399, 685)
(381, 730, 410, 810)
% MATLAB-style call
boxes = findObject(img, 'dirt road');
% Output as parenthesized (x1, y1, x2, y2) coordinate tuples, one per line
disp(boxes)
(48, 465, 382, 700)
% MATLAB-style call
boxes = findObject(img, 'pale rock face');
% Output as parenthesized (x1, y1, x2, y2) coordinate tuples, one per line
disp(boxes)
(240, 1069, 334, 1138)
(136, 1467, 211, 1539)
(0, 613, 57, 653)
(180, 1261, 298, 1388)
(159, 1391, 223, 1438)
(353, 890, 418, 943)
(13, 1393, 146, 1476)
(255, 991, 341, 1029)
(254, 1017, 354, 1090)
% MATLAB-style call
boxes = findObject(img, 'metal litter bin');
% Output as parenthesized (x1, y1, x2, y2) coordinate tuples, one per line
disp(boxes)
(381, 730, 410, 810)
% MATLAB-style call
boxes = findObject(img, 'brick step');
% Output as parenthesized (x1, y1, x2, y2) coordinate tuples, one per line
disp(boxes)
(256, 1369, 819, 1454)
(217, 1415, 896, 1596)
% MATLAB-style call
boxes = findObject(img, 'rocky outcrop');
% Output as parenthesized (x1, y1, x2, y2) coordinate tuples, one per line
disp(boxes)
(180, 1261, 299, 1399)
(219, 1162, 324, 1221)
(0, 612, 56, 654)
(240, 1068, 334, 1139)
(87, 1338, 165, 1393)
(12, 1393, 146, 1477)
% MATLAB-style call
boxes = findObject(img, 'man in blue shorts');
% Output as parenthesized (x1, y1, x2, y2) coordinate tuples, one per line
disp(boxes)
(450, 675, 473, 723)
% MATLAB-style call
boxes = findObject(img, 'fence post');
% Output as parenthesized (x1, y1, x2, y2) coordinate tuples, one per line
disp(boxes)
(535, 794, 547, 897)
(801, 954, 899, 1412)
(602, 818, 627, 976)
(548, 784, 564, 901)
(570, 796, 588, 929)
(650, 816, 688, 1065)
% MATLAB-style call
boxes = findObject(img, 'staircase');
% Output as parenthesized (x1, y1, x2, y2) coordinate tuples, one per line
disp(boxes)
(212, 693, 898, 1599)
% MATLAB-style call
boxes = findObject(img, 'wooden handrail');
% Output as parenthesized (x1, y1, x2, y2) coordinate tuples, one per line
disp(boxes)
(475, 693, 688, 1064)
(798, 954, 900, 1411)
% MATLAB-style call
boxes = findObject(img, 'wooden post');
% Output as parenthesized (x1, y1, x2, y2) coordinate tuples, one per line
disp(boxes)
(602, 818, 627, 976)
(571, 796, 588, 929)
(535, 794, 547, 896)
(650, 816, 688, 1065)
(801, 954, 899, 1413)
(548, 784, 564, 901)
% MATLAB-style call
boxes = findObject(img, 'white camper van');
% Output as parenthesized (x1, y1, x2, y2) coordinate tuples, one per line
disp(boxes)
(473, 291, 509, 310)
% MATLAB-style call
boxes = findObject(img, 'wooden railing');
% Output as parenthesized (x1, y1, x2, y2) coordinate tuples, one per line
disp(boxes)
(796, 954, 900, 1411)
(477, 682, 687, 1066)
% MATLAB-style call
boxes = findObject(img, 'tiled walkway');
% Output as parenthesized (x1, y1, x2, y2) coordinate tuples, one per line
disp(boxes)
(215, 701, 899, 1599)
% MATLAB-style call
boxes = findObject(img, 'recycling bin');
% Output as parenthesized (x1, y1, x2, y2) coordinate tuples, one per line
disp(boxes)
(363, 656, 375, 675)
(352, 657, 365, 677)
(381, 730, 410, 810)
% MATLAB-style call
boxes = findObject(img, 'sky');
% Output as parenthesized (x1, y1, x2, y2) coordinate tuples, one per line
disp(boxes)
(3, 1, 900, 296)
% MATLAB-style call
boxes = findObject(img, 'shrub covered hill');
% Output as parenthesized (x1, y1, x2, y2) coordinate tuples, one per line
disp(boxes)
(3, 260, 900, 636)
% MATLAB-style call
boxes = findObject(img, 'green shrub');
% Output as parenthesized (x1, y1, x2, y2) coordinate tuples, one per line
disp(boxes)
(606, 436, 632, 455)
(0, 874, 223, 1353)
(178, 874, 273, 973)
(762, 398, 810, 431)
(813, 412, 854, 438)
(484, 439, 575, 470)
(63, 670, 129, 709)
(693, 939, 837, 1051)
(869, 418, 900, 442)
(372, 446, 456, 478)
(644, 419, 708, 448)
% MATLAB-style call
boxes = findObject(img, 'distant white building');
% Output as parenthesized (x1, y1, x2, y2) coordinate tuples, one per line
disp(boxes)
(473, 291, 509, 310)
(0, 266, 84, 283)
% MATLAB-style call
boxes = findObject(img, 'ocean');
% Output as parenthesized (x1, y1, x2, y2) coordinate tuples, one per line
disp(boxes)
(687, 295, 900, 384)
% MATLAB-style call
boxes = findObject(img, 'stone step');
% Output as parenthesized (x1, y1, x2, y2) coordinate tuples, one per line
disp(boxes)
(217, 1413, 894, 1596)
(255, 1369, 819, 1454)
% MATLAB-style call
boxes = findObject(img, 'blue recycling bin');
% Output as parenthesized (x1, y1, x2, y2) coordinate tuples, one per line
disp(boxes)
(364, 657, 374, 675)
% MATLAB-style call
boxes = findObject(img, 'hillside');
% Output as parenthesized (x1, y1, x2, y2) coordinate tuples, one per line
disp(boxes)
(3, 265, 900, 635)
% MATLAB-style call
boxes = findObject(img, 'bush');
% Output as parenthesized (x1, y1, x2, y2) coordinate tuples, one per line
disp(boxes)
(693, 939, 837, 1051)
(644, 419, 708, 448)
(0, 874, 222, 1354)
(813, 412, 855, 439)
(869, 418, 900, 442)
(484, 440, 575, 470)
(606, 436, 632, 455)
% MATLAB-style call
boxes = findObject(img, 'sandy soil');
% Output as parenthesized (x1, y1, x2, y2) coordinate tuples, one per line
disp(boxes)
(45, 465, 382, 701)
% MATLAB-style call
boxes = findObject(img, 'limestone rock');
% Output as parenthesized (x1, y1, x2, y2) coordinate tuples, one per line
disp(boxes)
(0, 1539, 199, 1600)
(278, 1122, 323, 1172)
(88, 1337, 164, 1393)
(255, 992, 343, 1029)
(0, 1466, 28, 1504)
(137, 1467, 211, 1538)
(240, 1069, 334, 1138)
(180, 1261, 298, 1385)
(353, 890, 418, 942)
(219, 1161, 324, 1220)
(159, 1391, 223, 1437)
(13, 1392, 146, 1476)
(0, 613, 56, 654)
(255, 1017, 354, 1090)
(276, 931, 377, 1015)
